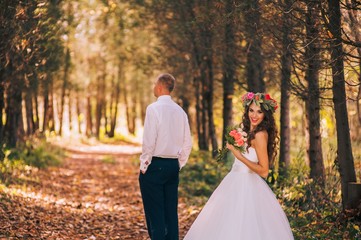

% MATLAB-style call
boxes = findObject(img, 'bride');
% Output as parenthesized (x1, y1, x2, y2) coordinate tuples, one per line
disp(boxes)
(184, 92, 294, 240)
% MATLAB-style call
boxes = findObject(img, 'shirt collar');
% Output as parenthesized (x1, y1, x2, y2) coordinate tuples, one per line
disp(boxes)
(157, 95, 172, 101)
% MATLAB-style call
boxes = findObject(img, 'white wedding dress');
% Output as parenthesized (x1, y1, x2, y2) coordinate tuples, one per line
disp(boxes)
(184, 147, 294, 240)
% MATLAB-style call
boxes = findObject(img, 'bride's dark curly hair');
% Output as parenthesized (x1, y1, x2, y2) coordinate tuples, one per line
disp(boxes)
(241, 104, 279, 167)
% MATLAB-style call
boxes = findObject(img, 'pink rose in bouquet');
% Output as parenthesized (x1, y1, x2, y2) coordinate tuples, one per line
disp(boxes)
(216, 124, 248, 162)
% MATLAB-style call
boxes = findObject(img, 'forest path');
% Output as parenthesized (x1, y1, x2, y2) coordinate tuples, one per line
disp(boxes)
(0, 139, 192, 239)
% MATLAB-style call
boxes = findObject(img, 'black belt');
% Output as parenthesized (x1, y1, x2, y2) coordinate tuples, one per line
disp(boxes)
(152, 156, 178, 161)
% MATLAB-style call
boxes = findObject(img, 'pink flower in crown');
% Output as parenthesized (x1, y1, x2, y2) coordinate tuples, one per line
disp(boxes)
(247, 92, 255, 100)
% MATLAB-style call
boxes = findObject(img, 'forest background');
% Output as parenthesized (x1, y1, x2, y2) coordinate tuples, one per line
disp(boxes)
(0, 0, 361, 239)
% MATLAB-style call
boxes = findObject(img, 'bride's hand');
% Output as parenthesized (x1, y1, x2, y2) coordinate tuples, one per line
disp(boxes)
(226, 143, 234, 151)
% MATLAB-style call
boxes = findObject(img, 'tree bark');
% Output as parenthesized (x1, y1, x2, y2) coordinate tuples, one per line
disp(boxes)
(346, 0, 361, 126)
(222, 0, 236, 146)
(95, 70, 106, 139)
(48, 81, 55, 133)
(305, 1, 325, 185)
(24, 86, 35, 135)
(244, 0, 265, 92)
(86, 94, 93, 137)
(109, 73, 121, 138)
(42, 76, 50, 133)
(68, 91, 72, 132)
(195, 76, 208, 150)
(58, 48, 71, 135)
(76, 91, 82, 134)
(328, 0, 357, 209)
(278, 0, 292, 179)
(5, 77, 23, 147)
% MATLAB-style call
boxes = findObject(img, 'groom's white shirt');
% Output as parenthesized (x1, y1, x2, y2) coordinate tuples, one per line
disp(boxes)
(140, 95, 192, 172)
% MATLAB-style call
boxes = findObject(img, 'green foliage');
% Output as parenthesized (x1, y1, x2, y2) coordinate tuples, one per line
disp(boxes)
(180, 150, 230, 205)
(101, 155, 116, 164)
(0, 139, 64, 185)
(276, 180, 360, 239)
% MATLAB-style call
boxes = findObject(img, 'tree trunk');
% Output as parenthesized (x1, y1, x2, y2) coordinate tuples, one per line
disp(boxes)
(5, 69, 23, 147)
(244, 0, 265, 92)
(346, 0, 361, 126)
(42, 76, 50, 133)
(86, 95, 93, 137)
(48, 81, 55, 132)
(68, 91, 72, 132)
(76, 91, 82, 134)
(195, 76, 208, 150)
(305, 1, 325, 185)
(24, 87, 35, 135)
(328, 0, 357, 210)
(109, 76, 120, 138)
(222, 0, 236, 146)
(58, 48, 70, 136)
(0, 71, 4, 143)
(33, 82, 40, 132)
(278, 0, 292, 179)
(95, 71, 106, 139)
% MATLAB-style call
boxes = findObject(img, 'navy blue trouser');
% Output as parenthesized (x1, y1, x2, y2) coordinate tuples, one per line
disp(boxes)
(139, 157, 180, 240)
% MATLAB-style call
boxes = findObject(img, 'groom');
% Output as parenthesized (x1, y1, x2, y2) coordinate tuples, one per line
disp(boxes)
(139, 73, 192, 240)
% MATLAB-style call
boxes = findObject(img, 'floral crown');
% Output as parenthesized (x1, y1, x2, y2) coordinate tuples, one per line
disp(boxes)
(241, 92, 278, 113)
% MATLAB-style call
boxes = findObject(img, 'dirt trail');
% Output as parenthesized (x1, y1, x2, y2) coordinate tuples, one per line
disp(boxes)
(0, 140, 192, 239)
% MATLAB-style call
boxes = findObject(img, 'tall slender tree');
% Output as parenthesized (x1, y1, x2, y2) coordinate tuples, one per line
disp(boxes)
(305, 1, 325, 184)
(278, 0, 293, 179)
(327, 0, 357, 209)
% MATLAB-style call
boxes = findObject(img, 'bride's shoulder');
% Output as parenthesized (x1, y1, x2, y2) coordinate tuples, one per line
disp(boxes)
(254, 130, 268, 139)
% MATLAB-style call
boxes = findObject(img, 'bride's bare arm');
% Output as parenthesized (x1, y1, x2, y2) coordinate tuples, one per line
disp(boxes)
(227, 131, 269, 178)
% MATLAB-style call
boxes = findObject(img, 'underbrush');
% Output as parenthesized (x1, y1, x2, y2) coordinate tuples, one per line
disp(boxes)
(0, 138, 64, 186)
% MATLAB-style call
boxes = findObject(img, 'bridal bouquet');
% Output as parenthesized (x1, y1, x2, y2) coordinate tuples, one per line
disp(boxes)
(216, 124, 248, 162)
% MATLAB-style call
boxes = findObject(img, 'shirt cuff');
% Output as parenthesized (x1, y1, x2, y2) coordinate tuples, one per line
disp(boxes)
(140, 160, 151, 172)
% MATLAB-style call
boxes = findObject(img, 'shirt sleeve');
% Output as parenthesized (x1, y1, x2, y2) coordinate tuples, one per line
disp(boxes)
(178, 114, 192, 169)
(139, 106, 158, 172)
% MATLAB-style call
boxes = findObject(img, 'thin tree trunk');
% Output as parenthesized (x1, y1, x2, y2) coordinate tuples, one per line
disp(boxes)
(86, 94, 92, 137)
(244, 0, 265, 92)
(42, 76, 49, 132)
(195, 76, 207, 150)
(222, 0, 236, 146)
(5, 64, 23, 147)
(76, 91, 82, 134)
(305, 1, 325, 185)
(68, 90, 72, 131)
(33, 82, 40, 132)
(0, 71, 4, 143)
(95, 72, 106, 139)
(200, 73, 209, 151)
(346, 0, 361, 126)
(58, 48, 70, 136)
(109, 72, 121, 138)
(278, 0, 292, 179)
(205, 55, 218, 156)
(48, 81, 55, 132)
(25, 87, 35, 135)
(328, 0, 357, 210)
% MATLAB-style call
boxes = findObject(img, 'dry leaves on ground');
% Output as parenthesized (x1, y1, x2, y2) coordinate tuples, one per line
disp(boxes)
(0, 141, 195, 239)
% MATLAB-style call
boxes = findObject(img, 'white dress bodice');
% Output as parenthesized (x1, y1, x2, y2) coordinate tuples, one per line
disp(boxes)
(231, 147, 258, 173)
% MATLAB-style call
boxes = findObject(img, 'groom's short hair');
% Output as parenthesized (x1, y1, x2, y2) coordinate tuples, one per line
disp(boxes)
(157, 73, 175, 92)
